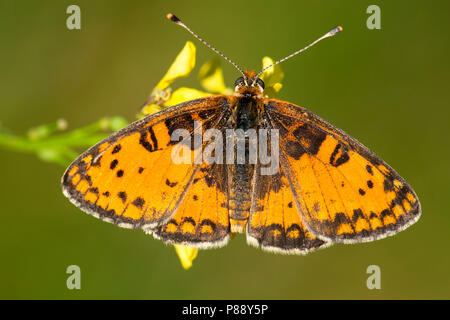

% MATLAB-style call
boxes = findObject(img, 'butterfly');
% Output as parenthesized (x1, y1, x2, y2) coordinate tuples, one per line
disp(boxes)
(62, 13, 421, 254)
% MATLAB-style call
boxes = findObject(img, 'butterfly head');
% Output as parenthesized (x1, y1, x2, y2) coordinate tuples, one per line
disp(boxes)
(234, 70, 265, 97)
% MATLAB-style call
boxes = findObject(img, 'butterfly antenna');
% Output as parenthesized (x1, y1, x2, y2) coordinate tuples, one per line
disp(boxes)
(254, 26, 343, 82)
(167, 13, 247, 79)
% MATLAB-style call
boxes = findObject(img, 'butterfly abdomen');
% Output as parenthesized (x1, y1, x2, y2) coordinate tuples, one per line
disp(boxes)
(226, 96, 260, 233)
(227, 163, 253, 233)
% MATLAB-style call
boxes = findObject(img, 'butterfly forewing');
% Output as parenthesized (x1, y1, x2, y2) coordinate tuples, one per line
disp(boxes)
(62, 96, 232, 232)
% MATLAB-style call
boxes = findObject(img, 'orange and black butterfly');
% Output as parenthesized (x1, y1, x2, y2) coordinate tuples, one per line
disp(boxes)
(62, 14, 420, 254)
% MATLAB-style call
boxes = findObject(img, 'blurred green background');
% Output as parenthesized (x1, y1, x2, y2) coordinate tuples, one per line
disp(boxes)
(1, 0, 449, 299)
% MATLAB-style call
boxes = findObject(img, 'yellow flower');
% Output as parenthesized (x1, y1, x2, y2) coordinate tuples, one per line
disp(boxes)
(260, 56, 284, 98)
(174, 245, 199, 270)
(198, 58, 232, 94)
(165, 87, 211, 106)
(155, 41, 196, 90)
(141, 103, 163, 115)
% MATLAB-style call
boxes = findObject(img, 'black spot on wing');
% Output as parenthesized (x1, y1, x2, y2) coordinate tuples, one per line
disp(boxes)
(312, 212, 352, 236)
(199, 219, 217, 232)
(333, 212, 348, 226)
(112, 144, 122, 154)
(139, 127, 159, 152)
(204, 172, 216, 187)
(292, 123, 327, 156)
(84, 174, 92, 185)
(330, 143, 350, 167)
(352, 209, 365, 223)
(165, 114, 194, 146)
(181, 217, 196, 227)
(165, 179, 178, 188)
(132, 197, 145, 209)
(118, 191, 127, 203)
(110, 159, 118, 170)
(88, 187, 99, 194)
(380, 209, 394, 218)
(285, 140, 304, 160)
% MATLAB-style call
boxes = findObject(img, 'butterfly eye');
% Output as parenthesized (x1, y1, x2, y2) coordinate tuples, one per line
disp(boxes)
(256, 78, 265, 90)
(234, 77, 245, 87)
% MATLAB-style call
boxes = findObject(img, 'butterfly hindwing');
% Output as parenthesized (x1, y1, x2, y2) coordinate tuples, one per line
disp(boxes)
(150, 160, 231, 248)
(264, 99, 421, 243)
(62, 96, 232, 233)
(248, 165, 331, 254)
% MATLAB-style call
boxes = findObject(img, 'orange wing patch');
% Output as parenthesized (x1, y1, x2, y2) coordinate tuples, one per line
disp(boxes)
(62, 96, 232, 235)
(265, 99, 421, 243)
(248, 163, 331, 254)
(150, 161, 230, 248)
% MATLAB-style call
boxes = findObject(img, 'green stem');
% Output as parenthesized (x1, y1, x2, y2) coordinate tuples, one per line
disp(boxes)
(0, 133, 108, 153)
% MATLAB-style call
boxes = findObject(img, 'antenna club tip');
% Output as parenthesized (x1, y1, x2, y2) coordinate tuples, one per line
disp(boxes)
(327, 26, 343, 37)
(166, 13, 180, 23)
